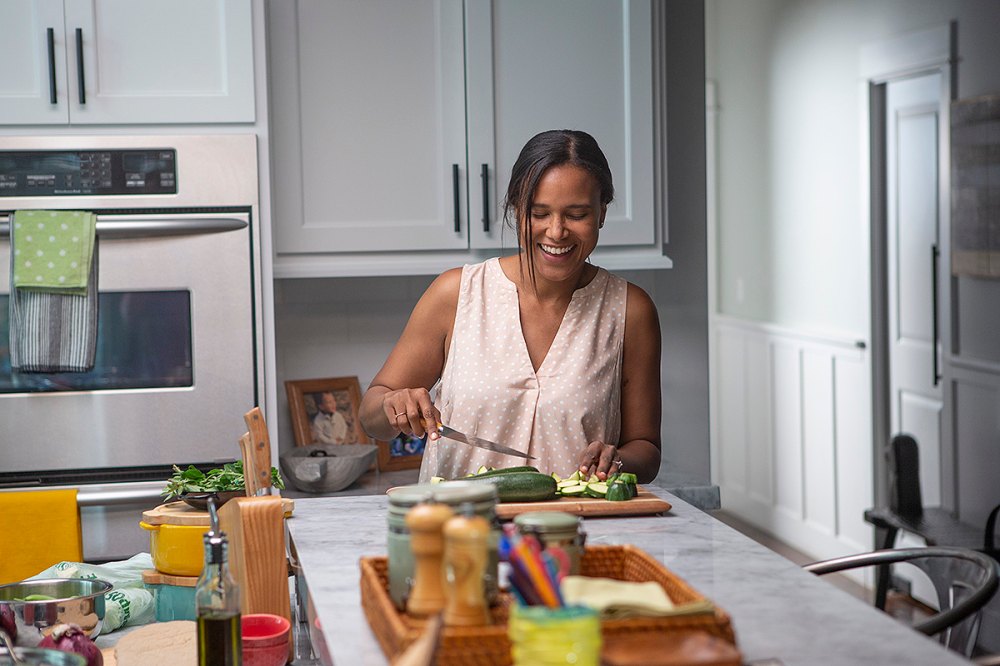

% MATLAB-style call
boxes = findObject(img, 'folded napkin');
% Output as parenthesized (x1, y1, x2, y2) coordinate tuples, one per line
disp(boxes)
(560, 575, 716, 620)
(12, 210, 96, 294)
(0, 489, 82, 585)
(8, 210, 99, 372)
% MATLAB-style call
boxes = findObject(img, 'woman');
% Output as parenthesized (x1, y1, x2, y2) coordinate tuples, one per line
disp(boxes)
(359, 130, 661, 483)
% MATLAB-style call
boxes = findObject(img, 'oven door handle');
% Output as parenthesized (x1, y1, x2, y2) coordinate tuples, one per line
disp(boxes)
(0, 215, 247, 240)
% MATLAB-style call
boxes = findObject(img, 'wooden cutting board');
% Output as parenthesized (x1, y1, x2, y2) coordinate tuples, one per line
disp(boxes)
(142, 497, 294, 526)
(496, 486, 671, 519)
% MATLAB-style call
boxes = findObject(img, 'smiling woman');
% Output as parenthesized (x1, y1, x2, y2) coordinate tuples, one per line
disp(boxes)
(359, 130, 662, 484)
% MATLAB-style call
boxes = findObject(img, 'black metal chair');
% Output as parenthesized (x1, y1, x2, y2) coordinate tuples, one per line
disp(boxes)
(863, 434, 1000, 609)
(804, 546, 999, 657)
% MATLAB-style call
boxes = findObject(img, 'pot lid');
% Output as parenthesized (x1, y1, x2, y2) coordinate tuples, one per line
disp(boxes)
(513, 510, 581, 532)
(387, 480, 497, 507)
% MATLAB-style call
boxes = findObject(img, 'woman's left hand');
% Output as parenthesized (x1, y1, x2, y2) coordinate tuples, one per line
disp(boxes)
(577, 440, 623, 481)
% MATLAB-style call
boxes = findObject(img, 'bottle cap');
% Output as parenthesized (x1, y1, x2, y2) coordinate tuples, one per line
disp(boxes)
(203, 530, 229, 564)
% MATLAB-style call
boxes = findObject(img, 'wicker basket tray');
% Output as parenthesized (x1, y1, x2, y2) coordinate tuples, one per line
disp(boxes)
(359, 544, 737, 665)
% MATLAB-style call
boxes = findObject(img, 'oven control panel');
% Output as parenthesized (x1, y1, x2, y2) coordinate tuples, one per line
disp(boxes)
(0, 149, 177, 197)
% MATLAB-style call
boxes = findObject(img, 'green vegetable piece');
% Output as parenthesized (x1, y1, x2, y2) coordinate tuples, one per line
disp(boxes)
(605, 482, 634, 502)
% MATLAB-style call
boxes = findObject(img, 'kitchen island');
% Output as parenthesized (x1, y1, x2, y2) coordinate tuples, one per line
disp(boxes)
(286, 487, 966, 665)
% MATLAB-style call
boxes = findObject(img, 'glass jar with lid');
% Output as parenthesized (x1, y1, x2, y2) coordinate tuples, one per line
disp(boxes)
(386, 481, 499, 610)
(513, 511, 587, 575)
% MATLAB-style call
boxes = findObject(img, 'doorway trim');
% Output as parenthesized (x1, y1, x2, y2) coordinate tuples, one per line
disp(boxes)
(861, 23, 956, 511)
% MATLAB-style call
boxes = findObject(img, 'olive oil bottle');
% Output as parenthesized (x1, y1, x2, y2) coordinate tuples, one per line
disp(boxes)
(196, 500, 242, 665)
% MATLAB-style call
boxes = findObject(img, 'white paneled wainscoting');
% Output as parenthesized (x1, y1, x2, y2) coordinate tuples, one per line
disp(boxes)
(711, 316, 874, 567)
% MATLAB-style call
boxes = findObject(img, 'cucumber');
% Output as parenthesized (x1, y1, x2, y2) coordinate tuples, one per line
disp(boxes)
(587, 481, 609, 497)
(558, 483, 590, 497)
(466, 465, 540, 479)
(463, 471, 557, 502)
(606, 482, 634, 502)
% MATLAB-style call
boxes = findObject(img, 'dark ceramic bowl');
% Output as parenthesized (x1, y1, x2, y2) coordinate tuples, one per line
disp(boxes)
(180, 489, 245, 511)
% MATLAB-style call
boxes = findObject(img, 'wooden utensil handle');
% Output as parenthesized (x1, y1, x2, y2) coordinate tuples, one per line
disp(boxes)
(239, 432, 258, 497)
(244, 407, 272, 494)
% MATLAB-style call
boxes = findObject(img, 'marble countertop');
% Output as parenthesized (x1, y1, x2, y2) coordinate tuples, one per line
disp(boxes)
(286, 487, 965, 665)
(284, 466, 721, 510)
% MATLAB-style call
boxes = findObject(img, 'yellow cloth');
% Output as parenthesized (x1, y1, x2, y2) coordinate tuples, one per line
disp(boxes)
(0, 490, 82, 584)
(560, 575, 716, 620)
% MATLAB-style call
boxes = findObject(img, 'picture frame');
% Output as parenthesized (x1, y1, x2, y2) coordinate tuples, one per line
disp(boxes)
(376, 432, 426, 471)
(284, 376, 370, 447)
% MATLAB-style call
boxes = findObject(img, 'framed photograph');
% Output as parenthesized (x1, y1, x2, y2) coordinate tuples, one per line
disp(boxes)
(284, 376, 369, 447)
(377, 433, 426, 471)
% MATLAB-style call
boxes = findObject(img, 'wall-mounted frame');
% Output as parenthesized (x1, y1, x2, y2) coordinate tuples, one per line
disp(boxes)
(951, 94, 1000, 278)
(284, 376, 369, 447)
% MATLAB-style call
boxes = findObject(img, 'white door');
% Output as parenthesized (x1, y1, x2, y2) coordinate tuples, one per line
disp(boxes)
(0, 0, 68, 124)
(885, 72, 944, 506)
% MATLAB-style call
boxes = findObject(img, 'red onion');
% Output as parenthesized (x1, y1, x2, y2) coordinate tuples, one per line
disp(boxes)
(38, 623, 103, 666)
(0, 604, 15, 643)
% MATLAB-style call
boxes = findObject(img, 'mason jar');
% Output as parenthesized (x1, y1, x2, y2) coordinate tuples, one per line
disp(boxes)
(513, 511, 587, 575)
(386, 481, 499, 610)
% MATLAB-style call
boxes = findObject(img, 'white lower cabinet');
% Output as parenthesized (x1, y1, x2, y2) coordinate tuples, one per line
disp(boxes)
(269, 0, 662, 275)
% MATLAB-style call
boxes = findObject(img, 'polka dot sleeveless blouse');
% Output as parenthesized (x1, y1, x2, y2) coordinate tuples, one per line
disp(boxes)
(419, 257, 627, 481)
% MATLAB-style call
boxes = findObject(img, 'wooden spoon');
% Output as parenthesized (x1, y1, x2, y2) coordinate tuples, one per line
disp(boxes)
(391, 613, 443, 666)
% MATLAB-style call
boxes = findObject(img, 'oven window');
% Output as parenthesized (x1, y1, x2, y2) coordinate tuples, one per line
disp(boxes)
(0, 290, 192, 392)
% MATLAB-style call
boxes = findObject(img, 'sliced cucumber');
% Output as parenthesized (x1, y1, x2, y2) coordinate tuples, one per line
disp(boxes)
(587, 481, 609, 496)
(559, 483, 590, 496)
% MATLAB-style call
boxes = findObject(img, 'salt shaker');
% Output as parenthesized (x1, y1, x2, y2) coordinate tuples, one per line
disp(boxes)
(443, 504, 491, 627)
(405, 501, 455, 617)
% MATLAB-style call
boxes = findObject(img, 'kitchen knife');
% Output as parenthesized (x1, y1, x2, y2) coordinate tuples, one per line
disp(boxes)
(431, 421, 535, 460)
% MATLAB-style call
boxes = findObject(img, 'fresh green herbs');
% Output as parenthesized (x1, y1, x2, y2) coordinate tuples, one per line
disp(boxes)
(162, 461, 285, 499)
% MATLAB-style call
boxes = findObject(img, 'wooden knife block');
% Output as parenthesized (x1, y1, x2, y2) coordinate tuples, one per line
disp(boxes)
(218, 495, 291, 622)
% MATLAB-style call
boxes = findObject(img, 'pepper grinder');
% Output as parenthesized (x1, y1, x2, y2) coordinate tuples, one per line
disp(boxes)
(405, 501, 455, 617)
(443, 504, 491, 627)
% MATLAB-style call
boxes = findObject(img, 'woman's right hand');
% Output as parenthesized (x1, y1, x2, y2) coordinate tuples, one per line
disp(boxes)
(382, 388, 441, 441)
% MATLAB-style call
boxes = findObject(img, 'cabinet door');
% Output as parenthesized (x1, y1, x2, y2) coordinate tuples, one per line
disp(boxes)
(467, 0, 654, 249)
(270, 0, 469, 254)
(62, 0, 255, 124)
(0, 0, 68, 124)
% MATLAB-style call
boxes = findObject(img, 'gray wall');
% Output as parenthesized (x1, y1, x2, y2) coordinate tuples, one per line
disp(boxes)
(707, 0, 1000, 522)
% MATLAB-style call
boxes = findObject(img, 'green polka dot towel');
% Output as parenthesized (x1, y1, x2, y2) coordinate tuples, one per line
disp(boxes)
(11, 210, 96, 294)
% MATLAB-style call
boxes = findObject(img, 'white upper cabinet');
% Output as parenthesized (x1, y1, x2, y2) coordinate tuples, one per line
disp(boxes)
(269, 0, 469, 253)
(0, 0, 255, 125)
(269, 0, 656, 271)
(466, 0, 654, 249)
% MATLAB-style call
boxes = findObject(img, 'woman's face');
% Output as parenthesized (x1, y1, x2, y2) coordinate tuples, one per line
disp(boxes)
(522, 164, 606, 284)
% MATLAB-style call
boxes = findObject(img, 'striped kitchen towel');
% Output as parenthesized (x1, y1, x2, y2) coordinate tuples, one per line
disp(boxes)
(8, 211, 99, 372)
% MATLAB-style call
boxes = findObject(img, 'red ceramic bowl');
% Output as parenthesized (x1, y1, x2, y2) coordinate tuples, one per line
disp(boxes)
(242, 613, 291, 666)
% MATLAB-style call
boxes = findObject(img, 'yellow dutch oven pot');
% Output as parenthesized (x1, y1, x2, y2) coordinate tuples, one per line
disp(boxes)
(139, 520, 208, 577)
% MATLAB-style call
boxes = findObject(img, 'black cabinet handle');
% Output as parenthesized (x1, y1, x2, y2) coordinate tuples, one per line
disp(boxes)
(931, 244, 941, 386)
(46, 28, 57, 104)
(75, 28, 86, 105)
(481, 163, 490, 232)
(452, 164, 460, 232)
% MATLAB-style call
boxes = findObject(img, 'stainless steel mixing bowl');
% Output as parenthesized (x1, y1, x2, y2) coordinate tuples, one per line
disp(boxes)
(0, 578, 112, 647)
(0, 647, 87, 665)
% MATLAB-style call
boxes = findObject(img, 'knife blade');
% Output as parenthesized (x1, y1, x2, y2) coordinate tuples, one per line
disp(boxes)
(433, 422, 536, 460)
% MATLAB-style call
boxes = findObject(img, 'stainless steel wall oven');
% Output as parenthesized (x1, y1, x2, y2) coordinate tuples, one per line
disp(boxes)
(0, 135, 264, 560)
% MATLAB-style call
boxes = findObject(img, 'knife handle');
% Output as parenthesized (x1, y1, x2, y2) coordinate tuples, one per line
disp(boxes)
(419, 418, 444, 434)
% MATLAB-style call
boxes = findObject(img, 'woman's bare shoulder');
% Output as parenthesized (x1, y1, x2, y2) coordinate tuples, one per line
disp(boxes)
(421, 266, 463, 310)
(624, 281, 660, 334)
